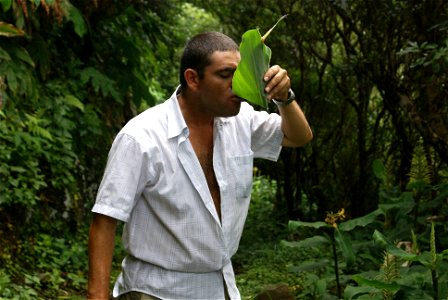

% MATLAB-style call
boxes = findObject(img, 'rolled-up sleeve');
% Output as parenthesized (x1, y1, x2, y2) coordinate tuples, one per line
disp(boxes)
(92, 133, 151, 222)
(249, 108, 283, 161)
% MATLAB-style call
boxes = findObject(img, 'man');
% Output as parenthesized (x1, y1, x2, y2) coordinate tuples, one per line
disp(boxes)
(88, 32, 312, 300)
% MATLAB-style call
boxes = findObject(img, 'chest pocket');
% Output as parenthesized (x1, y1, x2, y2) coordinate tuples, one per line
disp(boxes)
(230, 152, 254, 199)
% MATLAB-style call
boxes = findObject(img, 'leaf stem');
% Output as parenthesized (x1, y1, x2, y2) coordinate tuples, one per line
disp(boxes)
(330, 229, 341, 298)
(261, 15, 288, 43)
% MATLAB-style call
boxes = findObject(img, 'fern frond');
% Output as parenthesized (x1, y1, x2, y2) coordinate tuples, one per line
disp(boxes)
(430, 222, 437, 270)
(380, 250, 400, 300)
(411, 230, 419, 255)
(408, 138, 432, 185)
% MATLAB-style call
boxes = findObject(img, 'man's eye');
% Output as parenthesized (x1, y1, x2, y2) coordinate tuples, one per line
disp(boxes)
(217, 71, 234, 79)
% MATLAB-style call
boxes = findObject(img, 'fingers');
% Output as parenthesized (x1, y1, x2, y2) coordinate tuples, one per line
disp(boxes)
(264, 65, 290, 100)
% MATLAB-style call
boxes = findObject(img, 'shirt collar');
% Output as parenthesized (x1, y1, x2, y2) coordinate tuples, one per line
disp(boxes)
(167, 86, 188, 139)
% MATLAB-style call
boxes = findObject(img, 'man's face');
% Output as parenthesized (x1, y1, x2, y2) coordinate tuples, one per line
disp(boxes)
(197, 50, 242, 117)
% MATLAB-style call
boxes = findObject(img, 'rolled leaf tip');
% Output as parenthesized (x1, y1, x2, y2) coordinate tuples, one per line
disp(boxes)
(261, 15, 288, 43)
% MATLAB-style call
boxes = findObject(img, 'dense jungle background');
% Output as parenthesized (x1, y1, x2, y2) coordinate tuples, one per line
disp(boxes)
(1, 0, 447, 299)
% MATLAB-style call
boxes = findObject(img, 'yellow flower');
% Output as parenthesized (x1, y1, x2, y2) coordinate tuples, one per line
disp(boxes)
(325, 208, 346, 227)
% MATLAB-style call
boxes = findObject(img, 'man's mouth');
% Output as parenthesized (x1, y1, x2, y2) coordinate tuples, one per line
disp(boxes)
(232, 95, 245, 102)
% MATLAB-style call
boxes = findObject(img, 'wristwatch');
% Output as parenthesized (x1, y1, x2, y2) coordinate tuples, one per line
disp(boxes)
(272, 88, 295, 106)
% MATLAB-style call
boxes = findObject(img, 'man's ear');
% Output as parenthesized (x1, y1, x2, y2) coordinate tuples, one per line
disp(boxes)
(184, 68, 200, 91)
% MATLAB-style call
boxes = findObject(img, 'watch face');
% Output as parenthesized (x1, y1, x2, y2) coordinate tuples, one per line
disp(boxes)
(288, 89, 295, 101)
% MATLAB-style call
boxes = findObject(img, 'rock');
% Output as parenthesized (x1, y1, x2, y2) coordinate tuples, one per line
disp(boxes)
(254, 283, 295, 300)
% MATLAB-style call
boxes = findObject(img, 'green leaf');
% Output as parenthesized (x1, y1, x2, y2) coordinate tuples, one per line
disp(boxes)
(385, 245, 420, 261)
(64, 95, 84, 112)
(14, 46, 35, 67)
(372, 230, 392, 247)
(339, 208, 384, 231)
(287, 259, 330, 273)
(417, 251, 432, 268)
(1, 0, 12, 12)
(372, 159, 386, 181)
(25, 113, 53, 141)
(430, 222, 437, 270)
(281, 235, 329, 248)
(10, 166, 26, 173)
(352, 275, 400, 292)
(315, 278, 327, 296)
(80, 67, 120, 101)
(0, 47, 11, 61)
(5, 67, 18, 93)
(335, 226, 355, 268)
(344, 285, 382, 300)
(0, 21, 25, 37)
(372, 230, 421, 261)
(232, 16, 286, 108)
(432, 183, 448, 203)
(288, 220, 329, 231)
(61, 1, 87, 37)
(232, 29, 270, 108)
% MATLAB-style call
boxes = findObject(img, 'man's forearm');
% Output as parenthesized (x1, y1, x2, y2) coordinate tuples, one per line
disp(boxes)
(279, 100, 313, 147)
(87, 213, 118, 299)
(262, 65, 312, 147)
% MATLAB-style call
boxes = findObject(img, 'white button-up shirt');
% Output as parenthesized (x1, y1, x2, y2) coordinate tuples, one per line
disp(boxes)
(92, 89, 283, 299)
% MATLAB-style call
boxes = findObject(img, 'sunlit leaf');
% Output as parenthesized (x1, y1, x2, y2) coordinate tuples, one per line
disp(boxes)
(232, 29, 270, 108)
(0, 22, 25, 37)
(232, 16, 286, 108)
(64, 95, 84, 112)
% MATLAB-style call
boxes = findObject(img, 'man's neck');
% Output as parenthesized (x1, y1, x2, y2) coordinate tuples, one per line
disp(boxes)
(177, 92, 214, 129)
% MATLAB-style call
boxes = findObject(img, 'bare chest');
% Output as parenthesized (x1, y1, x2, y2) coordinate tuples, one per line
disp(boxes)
(189, 130, 221, 218)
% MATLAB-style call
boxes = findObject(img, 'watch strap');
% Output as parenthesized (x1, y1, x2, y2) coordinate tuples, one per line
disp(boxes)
(273, 88, 295, 106)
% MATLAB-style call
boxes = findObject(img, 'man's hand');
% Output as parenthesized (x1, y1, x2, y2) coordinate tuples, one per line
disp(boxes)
(263, 65, 290, 101)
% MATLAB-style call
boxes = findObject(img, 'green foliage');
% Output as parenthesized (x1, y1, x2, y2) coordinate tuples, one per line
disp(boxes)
(239, 174, 282, 246)
(202, 0, 448, 224)
(282, 159, 448, 299)
(60, 0, 87, 37)
(0, 111, 48, 206)
(80, 67, 120, 102)
(235, 175, 309, 299)
(1, 0, 447, 297)
(0, 232, 88, 298)
(0, 1, 222, 296)
(175, 3, 222, 43)
(350, 224, 448, 300)
(335, 226, 355, 269)
(398, 36, 448, 77)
